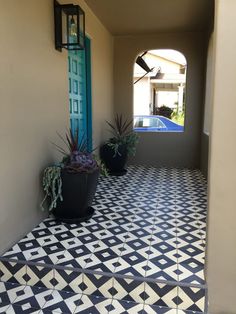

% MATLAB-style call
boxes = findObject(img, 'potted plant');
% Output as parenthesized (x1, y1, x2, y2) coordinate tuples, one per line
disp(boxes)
(100, 114, 138, 176)
(41, 129, 103, 223)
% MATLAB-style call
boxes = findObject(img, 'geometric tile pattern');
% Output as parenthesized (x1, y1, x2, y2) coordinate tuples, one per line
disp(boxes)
(0, 261, 27, 286)
(0, 282, 204, 314)
(0, 166, 207, 313)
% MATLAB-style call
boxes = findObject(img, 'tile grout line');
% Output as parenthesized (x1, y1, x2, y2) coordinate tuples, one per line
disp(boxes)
(143, 167, 163, 308)
(174, 169, 182, 312)
(112, 167, 157, 305)
(0, 258, 207, 290)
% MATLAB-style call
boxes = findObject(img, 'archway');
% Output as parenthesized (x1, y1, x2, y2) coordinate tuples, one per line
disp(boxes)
(133, 49, 187, 133)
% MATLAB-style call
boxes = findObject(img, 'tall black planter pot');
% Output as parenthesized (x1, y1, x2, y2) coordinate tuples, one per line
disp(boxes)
(100, 143, 128, 176)
(53, 168, 99, 223)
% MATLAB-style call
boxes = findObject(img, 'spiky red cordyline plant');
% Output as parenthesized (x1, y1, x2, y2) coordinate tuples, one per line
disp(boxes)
(106, 114, 133, 139)
(52, 129, 98, 173)
(53, 129, 87, 156)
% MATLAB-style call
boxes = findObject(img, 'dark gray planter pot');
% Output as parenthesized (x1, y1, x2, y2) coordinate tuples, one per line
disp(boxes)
(53, 168, 99, 223)
(100, 143, 128, 176)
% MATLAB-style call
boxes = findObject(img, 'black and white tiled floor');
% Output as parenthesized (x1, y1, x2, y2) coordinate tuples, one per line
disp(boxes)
(0, 282, 204, 314)
(0, 166, 207, 313)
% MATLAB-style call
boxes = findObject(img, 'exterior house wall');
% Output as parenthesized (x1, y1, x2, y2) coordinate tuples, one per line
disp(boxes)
(0, 0, 113, 253)
(201, 33, 215, 178)
(133, 77, 150, 115)
(114, 33, 206, 168)
(207, 1, 236, 312)
(203, 35, 215, 136)
(144, 53, 183, 74)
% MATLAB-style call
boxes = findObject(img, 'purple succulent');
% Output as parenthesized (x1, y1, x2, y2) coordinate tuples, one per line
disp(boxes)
(65, 151, 98, 173)
(54, 129, 99, 173)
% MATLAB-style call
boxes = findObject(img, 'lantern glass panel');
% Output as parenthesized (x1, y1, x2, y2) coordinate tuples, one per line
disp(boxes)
(61, 9, 67, 45)
(69, 15, 78, 38)
(79, 10, 85, 48)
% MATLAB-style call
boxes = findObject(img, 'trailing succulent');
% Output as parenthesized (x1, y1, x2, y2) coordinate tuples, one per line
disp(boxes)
(106, 114, 139, 156)
(41, 129, 104, 212)
(41, 165, 63, 212)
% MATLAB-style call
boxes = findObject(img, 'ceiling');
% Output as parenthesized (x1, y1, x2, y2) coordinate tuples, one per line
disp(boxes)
(84, 0, 214, 36)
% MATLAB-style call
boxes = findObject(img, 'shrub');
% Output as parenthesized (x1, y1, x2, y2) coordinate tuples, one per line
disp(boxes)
(155, 106, 173, 119)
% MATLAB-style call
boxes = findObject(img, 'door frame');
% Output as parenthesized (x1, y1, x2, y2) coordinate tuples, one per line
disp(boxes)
(85, 36, 93, 151)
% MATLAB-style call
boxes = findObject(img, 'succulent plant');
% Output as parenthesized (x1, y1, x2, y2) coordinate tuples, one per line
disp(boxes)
(41, 129, 101, 212)
(55, 129, 98, 173)
(106, 114, 139, 156)
(66, 151, 98, 173)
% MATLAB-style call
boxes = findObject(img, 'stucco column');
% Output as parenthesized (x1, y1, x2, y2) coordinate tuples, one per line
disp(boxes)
(207, 1, 236, 313)
(178, 84, 184, 112)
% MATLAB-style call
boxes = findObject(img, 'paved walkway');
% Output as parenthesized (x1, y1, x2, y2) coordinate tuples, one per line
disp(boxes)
(0, 166, 207, 313)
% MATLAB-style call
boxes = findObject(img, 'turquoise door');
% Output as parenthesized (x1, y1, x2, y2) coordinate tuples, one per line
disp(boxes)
(68, 37, 92, 150)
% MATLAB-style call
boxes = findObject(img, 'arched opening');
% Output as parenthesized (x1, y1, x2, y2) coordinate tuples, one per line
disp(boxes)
(133, 49, 187, 132)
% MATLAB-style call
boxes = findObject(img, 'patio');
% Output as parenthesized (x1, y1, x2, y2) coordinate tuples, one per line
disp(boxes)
(0, 166, 207, 313)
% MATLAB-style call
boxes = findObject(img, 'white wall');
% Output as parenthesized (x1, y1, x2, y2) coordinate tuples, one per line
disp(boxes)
(207, 1, 236, 313)
(145, 53, 183, 74)
(0, 0, 113, 253)
(157, 91, 179, 109)
(133, 77, 150, 115)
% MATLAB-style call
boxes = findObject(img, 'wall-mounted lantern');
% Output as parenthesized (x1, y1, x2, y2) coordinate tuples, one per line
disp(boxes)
(54, 0, 85, 51)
